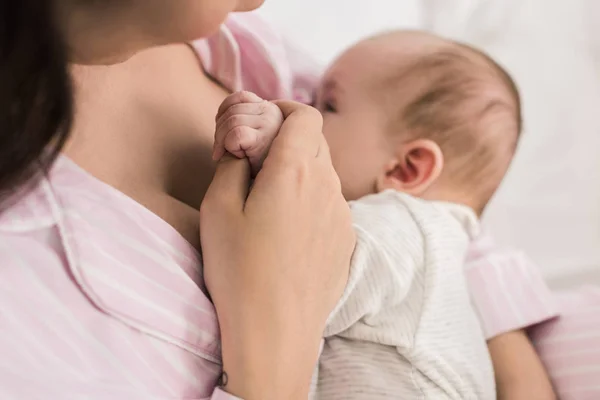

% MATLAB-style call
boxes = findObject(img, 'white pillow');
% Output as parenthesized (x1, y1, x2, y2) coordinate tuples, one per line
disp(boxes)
(424, 0, 600, 289)
(258, 0, 423, 64)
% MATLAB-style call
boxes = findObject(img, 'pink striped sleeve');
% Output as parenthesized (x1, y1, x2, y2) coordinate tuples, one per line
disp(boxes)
(279, 36, 323, 104)
(529, 287, 600, 399)
(466, 231, 559, 339)
(211, 388, 243, 400)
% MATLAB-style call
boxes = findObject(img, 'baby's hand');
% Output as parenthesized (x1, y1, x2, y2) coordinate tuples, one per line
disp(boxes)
(213, 91, 284, 177)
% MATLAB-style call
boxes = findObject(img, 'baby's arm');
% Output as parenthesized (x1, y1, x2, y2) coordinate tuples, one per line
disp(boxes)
(214, 91, 284, 177)
(466, 233, 557, 399)
(320, 193, 494, 398)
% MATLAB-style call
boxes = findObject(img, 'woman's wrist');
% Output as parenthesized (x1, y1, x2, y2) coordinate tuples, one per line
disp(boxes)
(219, 314, 321, 400)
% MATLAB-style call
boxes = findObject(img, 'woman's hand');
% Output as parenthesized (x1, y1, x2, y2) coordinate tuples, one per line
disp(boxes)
(200, 100, 355, 400)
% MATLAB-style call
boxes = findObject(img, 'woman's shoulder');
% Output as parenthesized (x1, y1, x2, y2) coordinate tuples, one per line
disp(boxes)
(1, 155, 205, 284)
(0, 157, 224, 398)
(0, 176, 57, 235)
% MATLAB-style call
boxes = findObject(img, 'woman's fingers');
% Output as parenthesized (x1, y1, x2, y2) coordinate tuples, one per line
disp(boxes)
(272, 99, 316, 119)
(203, 97, 355, 400)
(270, 100, 324, 160)
(202, 154, 251, 215)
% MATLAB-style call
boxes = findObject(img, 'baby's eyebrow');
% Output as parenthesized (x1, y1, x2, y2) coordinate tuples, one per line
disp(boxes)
(312, 79, 334, 106)
(310, 90, 318, 107)
(321, 79, 338, 93)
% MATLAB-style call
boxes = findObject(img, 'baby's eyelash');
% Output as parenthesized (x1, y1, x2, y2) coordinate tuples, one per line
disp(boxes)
(314, 90, 337, 113)
(323, 100, 337, 113)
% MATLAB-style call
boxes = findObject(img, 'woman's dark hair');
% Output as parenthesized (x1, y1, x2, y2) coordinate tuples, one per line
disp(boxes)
(0, 0, 73, 204)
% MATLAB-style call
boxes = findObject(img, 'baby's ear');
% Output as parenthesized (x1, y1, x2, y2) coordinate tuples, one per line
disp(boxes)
(376, 139, 444, 196)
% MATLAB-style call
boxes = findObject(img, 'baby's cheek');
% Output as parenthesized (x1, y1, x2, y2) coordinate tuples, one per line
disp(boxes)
(324, 126, 382, 201)
(340, 176, 377, 202)
(327, 147, 364, 201)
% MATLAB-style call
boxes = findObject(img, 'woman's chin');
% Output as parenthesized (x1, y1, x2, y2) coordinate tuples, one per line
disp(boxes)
(69, 48, 137, 67)
(235, 0, 267, 12)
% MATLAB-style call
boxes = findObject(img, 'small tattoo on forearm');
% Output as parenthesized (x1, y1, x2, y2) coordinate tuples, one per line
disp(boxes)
(218, 371, 229, 387)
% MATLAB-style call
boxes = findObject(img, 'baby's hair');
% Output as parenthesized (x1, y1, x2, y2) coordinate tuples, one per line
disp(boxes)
(388, 41, 522, 214)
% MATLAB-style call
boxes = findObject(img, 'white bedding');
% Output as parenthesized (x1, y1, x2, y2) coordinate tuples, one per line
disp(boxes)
(258, 0, 600, 289)
(258, 0, 422, 64)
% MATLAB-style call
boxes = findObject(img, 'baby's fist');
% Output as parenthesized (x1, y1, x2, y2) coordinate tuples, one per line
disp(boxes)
(213, 91, 284, 177)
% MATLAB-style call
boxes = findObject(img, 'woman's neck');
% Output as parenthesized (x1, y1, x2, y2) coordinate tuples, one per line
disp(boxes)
(68, 45, 192, 146)
(67, 60, 141, 162)
(64, 44, 229, 220)
(57, 0, 147, 65)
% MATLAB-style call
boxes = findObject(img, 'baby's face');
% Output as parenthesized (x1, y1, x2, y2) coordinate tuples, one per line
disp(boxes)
(316, 32, 519, 211)
(316, 32, 453, 201)
(315, 38, 405, 201)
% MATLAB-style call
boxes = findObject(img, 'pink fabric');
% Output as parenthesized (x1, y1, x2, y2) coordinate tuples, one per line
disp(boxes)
(0, 13, 300, 400)
(212, 388, 244, 400)
(0, 10, 597, 400)
(466, 231, 559, 339)
(467, 233, 600, 399)
(193, 11, 321, 104)
(529, 287, 600, 399)
(0, 157, 223, 399)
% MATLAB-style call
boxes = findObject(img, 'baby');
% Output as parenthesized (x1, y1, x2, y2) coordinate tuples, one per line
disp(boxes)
(213, 31, 521, 399)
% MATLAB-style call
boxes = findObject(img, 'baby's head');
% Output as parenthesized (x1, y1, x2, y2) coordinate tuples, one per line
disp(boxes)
(315, 31, 521, 215)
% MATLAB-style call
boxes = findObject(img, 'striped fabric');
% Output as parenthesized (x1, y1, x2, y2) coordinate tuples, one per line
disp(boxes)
(529, 287, 600, 399)
(0, 14, 318, 399)
(0, 157, 226, 399)
(316, 191, 495, 399)
(466, 232, 559, 338)
(466, 233, 600, 399)
(193, 11, 321, 104)
(0, 10, 597, 400)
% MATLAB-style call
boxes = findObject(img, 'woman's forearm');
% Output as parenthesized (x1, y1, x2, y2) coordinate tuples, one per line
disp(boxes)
(489, 330, 556, 400)
(202, 100, 353, 400)
(221, 345, 316, 400)
(217, 301, 322, 400)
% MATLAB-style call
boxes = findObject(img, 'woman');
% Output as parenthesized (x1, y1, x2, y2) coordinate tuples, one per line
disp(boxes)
(0, 0, 355, 399)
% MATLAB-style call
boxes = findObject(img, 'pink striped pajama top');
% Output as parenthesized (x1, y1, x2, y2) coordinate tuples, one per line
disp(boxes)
(0, 11, 596, 400)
